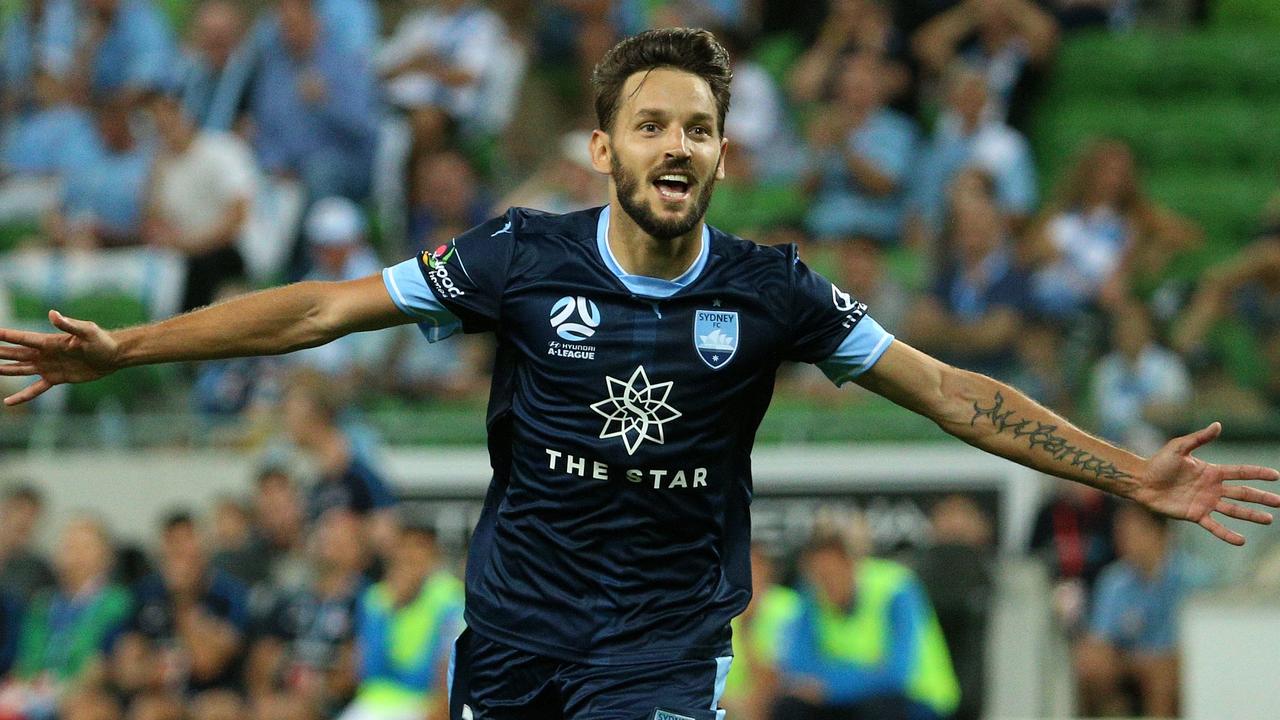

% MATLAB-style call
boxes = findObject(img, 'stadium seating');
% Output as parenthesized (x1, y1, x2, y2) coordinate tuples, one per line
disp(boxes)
(1033, 31, 1280, 260)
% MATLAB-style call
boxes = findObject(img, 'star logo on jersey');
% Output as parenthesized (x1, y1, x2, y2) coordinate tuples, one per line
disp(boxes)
(590, 366, 682, 455)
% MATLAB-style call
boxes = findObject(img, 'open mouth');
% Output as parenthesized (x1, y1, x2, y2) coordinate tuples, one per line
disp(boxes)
(652, 173, 692, 202)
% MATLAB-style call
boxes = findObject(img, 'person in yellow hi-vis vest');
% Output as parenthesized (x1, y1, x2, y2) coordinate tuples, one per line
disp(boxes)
(338, 523, 463, 720)
(720, 544, 801, 720)
(773, 533, 960, 720)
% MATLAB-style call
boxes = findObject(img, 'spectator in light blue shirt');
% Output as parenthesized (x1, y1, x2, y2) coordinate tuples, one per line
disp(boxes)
(0, 0, 77, 119)
(906, 66, 1036, 260)
(1075, 504, 1195, 718)
(247, 0, 378, 202)
(805, 53, 917, 246)
(1, 71, 98, 176)
(47, 96, 153, 247)
(174, 0, 251, 129)
(74, 0, 175, 103)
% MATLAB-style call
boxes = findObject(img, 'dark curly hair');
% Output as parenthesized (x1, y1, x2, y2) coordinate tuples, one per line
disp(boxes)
(590, 27, 733, 136)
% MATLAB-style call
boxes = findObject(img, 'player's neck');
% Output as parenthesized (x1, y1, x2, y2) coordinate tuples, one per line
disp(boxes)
(605, 202, 704, 281)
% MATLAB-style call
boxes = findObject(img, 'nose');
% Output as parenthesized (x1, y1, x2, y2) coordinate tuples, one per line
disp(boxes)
(664, 127, 692, 161)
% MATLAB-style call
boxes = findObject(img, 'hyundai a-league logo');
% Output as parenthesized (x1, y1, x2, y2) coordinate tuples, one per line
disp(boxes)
(550, 295, 601, 341)
(694, 309, 738, 369)
(590, 366, 682, 455)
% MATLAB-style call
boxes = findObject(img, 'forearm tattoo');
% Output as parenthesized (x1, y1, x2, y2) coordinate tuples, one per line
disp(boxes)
(970, 392, 1133, 481)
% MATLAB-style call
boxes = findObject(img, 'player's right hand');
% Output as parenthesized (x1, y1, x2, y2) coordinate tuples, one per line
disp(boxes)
(0, 310, 119, 406)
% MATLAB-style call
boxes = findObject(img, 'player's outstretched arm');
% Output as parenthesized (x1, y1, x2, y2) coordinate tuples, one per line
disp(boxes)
(0, 274, 409, 406)
(855, 340, 1280, 545)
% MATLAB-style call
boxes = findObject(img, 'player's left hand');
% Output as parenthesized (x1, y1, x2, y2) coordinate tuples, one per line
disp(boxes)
(1130, 422, 1280, 545)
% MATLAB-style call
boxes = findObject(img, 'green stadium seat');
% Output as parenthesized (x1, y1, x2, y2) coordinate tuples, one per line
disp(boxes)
(0, 220, 40, 254)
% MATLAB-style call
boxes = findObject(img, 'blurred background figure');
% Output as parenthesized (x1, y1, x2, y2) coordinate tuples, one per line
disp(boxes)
(904, 185, 1030, 381)
(246, 509, 366, 719)
(720, 544, 798, 720)
(124, 511, 250, 697)
(143, 87, 255, 312)
(1090, 301, 1191, 451)
(500, 130, 607, 216)
(0, 484, 55, 602)
(0, 0, 77, 122)
(279, 369, 400, 560)
(175, 0, 248, 130)
(905, 66, 1037, 265)
(43, 95, 153, 249)
(1025, 138, 1201, 321)
(803, 52, 918, 248)
(1174, 227, 1280, 414)
(1029, 480, 1119, 634)
(912, 0, 1059, 128)
(1074, 504, 1197, 718)
(69, 0, 176, 107)
(6, 517, 131, 720)
(377, 0, 515, 149)
(340, 523, 462, 720)
(247, 0, 378, 203)
(773, 532, 959, 720)
(912, 495, 995, 720)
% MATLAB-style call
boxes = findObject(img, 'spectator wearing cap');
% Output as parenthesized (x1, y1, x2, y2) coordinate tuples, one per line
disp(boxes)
(43, 94, 154, 249)
(247, 0, 378, 202)
(143, 88, 256, 311)
(69, 0, 176, 106)
(0, 0, 77, 121)
(904, 65, 1037, 261)
(282, 197, 392, 387)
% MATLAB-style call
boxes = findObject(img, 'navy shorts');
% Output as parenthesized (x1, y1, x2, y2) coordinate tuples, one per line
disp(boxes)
(448, 629, 731, 720)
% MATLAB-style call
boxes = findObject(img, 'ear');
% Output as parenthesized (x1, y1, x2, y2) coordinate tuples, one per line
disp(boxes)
(715, 137, 728, 181)
(589, 129, 612, 175)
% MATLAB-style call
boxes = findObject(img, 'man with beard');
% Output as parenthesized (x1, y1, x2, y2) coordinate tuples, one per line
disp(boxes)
(3, 28, 1280, 720)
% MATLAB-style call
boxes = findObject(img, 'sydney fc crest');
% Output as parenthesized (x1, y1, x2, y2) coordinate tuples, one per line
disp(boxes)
(694, 309, 738, 370)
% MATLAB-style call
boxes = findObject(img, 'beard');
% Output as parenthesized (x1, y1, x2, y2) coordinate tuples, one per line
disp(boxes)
(611, 152, 718, 241)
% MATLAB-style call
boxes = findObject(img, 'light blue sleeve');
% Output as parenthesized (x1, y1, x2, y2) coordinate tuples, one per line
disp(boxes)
(1087, 565, 1126, 642)
(124, 4, 175, 90)
(382, 258, 462, 343)
(849, 114, 917, 184)
(816, 317, 895, 387)
(996, 138, 1038, 215)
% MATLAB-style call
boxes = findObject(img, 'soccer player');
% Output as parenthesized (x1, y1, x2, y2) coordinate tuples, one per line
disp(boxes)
(2, 28, 1278, 720)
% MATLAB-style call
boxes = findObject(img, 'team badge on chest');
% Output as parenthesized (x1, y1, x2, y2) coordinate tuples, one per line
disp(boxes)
(693, 309, 738, 370)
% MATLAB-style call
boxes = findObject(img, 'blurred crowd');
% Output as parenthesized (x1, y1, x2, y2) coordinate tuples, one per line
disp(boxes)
(1, 0, 1277, 448)
(9, 459, 1274, 720)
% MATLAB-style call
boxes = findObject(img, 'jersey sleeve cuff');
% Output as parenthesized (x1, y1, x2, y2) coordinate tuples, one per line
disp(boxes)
(815, 317, 895, 387)
(382, 261, 462, 343)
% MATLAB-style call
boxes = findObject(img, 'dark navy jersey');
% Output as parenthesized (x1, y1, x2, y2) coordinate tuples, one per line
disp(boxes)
(382, 206, 894, 665)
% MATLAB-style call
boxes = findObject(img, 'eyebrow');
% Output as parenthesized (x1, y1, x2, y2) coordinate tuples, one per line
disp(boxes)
(633, 108, 716, 126)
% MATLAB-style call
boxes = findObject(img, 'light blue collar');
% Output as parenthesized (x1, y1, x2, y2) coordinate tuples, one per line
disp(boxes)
(595, 205, 710, 298)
